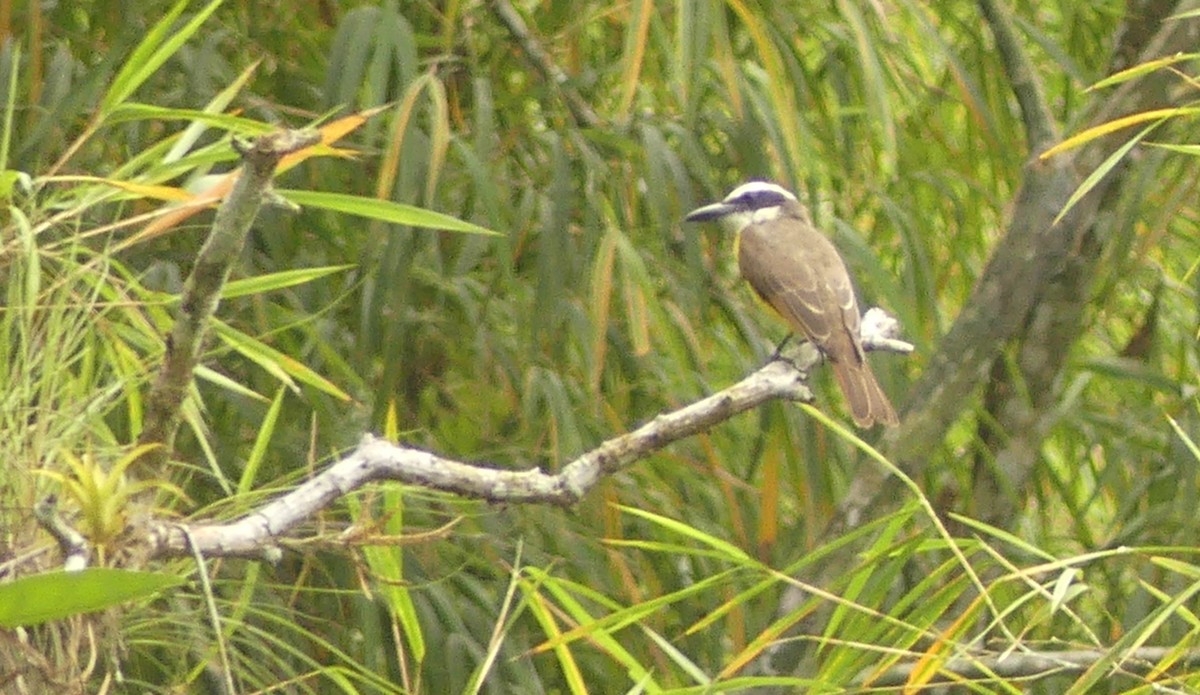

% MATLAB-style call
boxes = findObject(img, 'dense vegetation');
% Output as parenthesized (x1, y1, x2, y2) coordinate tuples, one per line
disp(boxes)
(4, 0, 1200, 692)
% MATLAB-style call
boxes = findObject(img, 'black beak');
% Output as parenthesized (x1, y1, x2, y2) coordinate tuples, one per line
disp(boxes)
(684, 201, 732, 222)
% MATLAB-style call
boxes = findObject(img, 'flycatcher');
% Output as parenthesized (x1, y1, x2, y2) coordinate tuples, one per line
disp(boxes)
(685, 181, 898, 428)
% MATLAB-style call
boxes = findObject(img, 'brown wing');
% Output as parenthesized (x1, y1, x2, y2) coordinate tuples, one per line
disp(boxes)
(737, 209, 897, 427)
(736, 212, 863, 365)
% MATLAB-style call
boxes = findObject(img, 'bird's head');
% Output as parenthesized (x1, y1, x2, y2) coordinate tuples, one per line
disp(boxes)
(684, 181, 798, 233)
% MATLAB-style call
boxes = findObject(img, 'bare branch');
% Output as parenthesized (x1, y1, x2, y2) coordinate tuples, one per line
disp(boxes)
(145, 319, 911, 560)
(138, 130, 321, 469)
(147, 359, 812, 557)
(34, 496, 88, 571)
(977, 0, 1059, 151)
(487, 0, 602, 129)
(861, 307, 913, 355)
(864, 646, 1200, 687)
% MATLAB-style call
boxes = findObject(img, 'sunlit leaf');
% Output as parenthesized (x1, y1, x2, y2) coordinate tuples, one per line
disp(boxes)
(100, 0, 224, 115)
(0, 570, 185, 627)
(1086, 52, 1200, 91)
(1039, 107, 1197, 160)
(278, 189, 501, 235)
(221, 265, 356, 299)
(211, 321, 352, 401)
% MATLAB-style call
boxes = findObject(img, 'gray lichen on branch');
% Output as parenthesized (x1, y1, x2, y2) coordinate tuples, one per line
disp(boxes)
(148, 310, 911, 559)
(137, 129, 320, 471)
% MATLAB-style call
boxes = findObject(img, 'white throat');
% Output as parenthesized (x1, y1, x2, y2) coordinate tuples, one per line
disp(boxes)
(720, 205, 782, 233)
(751, 206, 783, 224)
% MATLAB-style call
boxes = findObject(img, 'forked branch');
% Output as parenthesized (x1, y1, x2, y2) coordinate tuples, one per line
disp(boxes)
(146, 318, 910, 559)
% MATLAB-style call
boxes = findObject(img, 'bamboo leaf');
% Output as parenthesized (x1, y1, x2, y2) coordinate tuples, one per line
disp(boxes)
(100, 0, 224, 115)
(237, 386, 285, 495)
(278, 189, 501, 236)
(221, 265, 356, 299)
(1039, 108, 1196, 160)
(0, 570, 184, 627)
(1087, 52, 1199, 91)
(211, 321, 352, 401)
(105, 102, 268, 135)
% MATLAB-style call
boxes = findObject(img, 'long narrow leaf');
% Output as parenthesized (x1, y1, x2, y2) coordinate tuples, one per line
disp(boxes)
(278, 189, 501, 236)
(100, 0, 225, 115)
(221, 265, 356, 299)
(210, 321, 352, 401)
(238, 386, 285, 495)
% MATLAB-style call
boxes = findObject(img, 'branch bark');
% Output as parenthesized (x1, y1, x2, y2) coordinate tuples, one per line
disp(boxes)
(842, 0, 1200, 524)
(144, 323, 910, 560)
(137, 130, 320, 470)
(147, 356, 816, 558)
(863, 646, 1200, 688)
(487, 0, 602, 129)
(977, 0, 1059, 152)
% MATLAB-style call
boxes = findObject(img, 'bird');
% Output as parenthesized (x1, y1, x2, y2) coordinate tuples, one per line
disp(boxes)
(685, 181, 898, 428)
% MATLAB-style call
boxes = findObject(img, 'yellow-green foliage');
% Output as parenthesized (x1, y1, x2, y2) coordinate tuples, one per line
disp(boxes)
(3, 1, 1200, 693)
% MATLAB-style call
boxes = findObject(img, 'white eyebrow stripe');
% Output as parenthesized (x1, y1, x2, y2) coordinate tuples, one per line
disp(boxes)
(723, 181, 797, 203)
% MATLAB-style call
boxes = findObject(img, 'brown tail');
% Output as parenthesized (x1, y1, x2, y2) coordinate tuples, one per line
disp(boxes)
(831, 359, 898, 429)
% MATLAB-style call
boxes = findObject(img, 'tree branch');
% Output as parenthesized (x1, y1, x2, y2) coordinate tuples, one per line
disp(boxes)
(145, 323, 911, 559)
(876, 0, 1200, 478)
(977, 0, 1059, 152)
(965, 0, 1200, 525)
(138, 130, 320, 469)
(863, 646, 1200, 687)
(487, 0, 602, 129)
(33, 496, 88, 572)
(1108, 0, 1181, 73)
(778, 5, 1200, 674)
(147, 359, 813, 558)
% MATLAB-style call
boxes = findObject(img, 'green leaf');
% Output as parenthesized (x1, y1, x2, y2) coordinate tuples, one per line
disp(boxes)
(1167, 414, 1200, 467)
(1086, 52, 1200, 91)
(210, 321, 352, 401)
(523, 567, 669, 692)
(361, 486, 426, 664)
(105, 102, 269, 135)
(278, 189, 502, 236)
(0, 569, 185, 627)
(1080, 355, 1182, 394)
(100, 0, 225, 115)
(615, 505, 754, 564)
(0, 169, 30, 201)
(1146, 142, 1200, 156)
(238, 386, 285, 495)
(195, 364, 270, 403)
(164, 61, 263, 164)
(221, 265, 356, 299)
